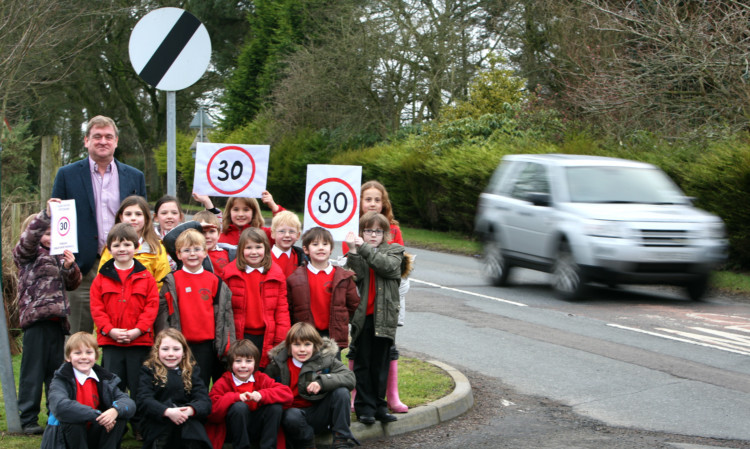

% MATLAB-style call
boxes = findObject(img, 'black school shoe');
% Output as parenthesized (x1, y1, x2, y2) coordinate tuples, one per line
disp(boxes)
(23, 424, 43, 435)
(332, 432, 360, 448)
(374, 408, 397, 423)
(357, 414, 376, 425)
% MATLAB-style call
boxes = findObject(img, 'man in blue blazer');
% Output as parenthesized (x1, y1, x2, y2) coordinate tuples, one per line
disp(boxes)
(51, 115, 146, 334)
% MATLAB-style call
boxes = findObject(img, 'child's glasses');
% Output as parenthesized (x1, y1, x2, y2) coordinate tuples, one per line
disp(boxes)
(363, 229, 384, 236)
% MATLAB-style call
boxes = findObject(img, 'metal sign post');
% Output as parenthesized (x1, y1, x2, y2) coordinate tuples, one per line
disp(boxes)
(0, 142, 22, 433)
(167, 91, 176, 196)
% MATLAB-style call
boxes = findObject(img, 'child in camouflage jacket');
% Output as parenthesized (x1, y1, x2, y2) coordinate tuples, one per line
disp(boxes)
(13, 199, 81, 434)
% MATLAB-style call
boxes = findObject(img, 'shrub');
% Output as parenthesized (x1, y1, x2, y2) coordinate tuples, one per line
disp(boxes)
(677, 138, 750, 267)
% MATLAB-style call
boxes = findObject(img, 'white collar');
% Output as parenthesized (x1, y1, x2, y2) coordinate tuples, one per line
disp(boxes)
(271, 246, 292, 258)
(181, 266, 204, 275)
(232, 373, 255, 386)
(73, 367, 99, 386)
(245, 265, 265, 274)
(114, 260, 134, 270)
(292, 358, 304, 368)
(307, 262, 333, 275)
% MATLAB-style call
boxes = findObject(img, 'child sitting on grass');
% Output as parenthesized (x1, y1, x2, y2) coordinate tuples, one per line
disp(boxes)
(41, 331, 135, 449)
(265, 322, 358, 449)
(206, 339, 293, 449)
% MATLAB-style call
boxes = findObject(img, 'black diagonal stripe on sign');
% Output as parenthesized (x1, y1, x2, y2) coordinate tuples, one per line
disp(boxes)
(138, 11, 201, 88)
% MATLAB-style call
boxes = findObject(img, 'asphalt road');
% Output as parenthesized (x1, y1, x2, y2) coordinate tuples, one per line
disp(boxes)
(370, 247, 750, 448)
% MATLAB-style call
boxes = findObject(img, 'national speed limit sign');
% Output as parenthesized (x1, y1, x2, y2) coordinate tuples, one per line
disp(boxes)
(193, 143, 270, 197)
(303, 165, 362, 240)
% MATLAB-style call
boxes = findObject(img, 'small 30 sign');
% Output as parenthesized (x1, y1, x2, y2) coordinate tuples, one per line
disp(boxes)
(49, 200, 78, 255)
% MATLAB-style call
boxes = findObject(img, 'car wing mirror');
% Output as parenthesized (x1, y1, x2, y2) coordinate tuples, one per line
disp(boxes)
(526, 192, 551, 207)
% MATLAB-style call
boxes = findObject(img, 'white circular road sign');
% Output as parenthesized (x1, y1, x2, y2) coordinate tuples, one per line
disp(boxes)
(129, 7, 211, 91)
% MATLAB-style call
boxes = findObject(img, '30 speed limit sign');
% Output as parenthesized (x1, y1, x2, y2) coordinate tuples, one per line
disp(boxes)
(193, 143, 270, 197)
(303, 165, 362, 241)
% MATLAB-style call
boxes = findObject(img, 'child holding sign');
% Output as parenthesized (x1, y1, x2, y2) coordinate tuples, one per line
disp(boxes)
(204, 190, 285, 247)
(343, 180, 410, 413)
(14, 199, 82, 435)
(344, 212, 404, 425)
(224, 228, 291, 369)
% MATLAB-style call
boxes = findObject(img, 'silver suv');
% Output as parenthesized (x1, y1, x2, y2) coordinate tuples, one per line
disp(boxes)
(474, 154, 728, 300)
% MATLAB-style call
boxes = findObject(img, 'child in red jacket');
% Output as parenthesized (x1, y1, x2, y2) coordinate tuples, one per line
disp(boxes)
(206, 339, 292, 449)
(223, 227, 291, 368)
(90, 223, 159, 406)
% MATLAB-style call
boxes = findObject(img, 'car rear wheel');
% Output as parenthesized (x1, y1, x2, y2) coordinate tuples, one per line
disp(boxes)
(553, 242, 586, 300)
(483, 239, 512, 286)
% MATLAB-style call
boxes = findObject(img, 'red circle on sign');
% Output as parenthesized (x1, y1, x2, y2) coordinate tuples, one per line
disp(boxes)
(307, 178, 358, 229)
(57, 217, 71, 237)
(206, 146, 256, 195)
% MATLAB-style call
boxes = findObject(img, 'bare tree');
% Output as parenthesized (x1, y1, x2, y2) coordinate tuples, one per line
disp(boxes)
(0, 0, 104, 124)
(273, 0, 507, 139)
(519, 0, 750, 137)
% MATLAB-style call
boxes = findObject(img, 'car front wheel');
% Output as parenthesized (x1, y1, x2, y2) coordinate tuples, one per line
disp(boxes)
(553, 242, 586, 300)
(483, 239, 511, 286)
(685, 275, 710, 301)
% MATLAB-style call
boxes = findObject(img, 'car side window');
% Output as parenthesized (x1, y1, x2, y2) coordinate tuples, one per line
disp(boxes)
(487, 161, 517, 195)
(510, 163, 549, 200)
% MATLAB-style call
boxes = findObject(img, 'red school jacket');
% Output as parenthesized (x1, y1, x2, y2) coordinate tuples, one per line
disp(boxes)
(223, 262, 291, 367)
(90, 259, 159, 347)
(205, 370, 293, 449)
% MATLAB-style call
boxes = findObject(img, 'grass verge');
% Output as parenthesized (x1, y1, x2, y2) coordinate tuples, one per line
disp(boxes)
(401, 226, 482, 255)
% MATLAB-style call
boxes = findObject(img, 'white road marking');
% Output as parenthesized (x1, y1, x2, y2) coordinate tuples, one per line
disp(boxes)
(655, 327, 750, 352)
(607, 323, 750, 356)
(411, 278, 527, 307)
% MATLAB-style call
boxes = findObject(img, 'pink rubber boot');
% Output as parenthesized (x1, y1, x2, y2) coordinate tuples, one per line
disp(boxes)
(349, 359, 356, 412)
(387, 359, 408, 413)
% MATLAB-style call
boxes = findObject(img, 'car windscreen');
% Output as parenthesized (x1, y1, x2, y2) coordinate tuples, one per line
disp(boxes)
(565, 166, 689, 204)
